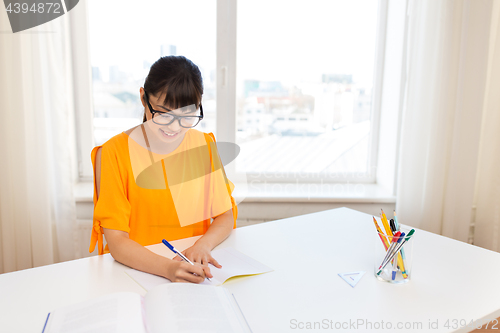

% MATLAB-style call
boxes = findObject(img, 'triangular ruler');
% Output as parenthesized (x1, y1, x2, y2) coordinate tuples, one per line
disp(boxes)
(338, 271, 365, 288)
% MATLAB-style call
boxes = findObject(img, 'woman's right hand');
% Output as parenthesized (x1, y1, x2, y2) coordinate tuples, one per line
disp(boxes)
(165, 260, 213, 283)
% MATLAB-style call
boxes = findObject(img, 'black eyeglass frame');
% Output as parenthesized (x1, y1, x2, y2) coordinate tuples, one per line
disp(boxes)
(143, 90, 204, 128)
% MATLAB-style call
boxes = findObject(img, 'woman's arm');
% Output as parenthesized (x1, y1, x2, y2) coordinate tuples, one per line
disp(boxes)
(174, 208, 234, 267)
(103, 228, 213, 283)
(96, 146, 211, 283)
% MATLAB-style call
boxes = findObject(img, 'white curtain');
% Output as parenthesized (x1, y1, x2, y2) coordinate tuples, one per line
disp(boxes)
(0, 10, 78, 273)
(472, 1, 500, 251)
(396, 0, 500, 250)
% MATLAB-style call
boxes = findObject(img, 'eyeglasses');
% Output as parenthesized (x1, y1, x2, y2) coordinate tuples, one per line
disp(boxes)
(143, 90, 203, 128)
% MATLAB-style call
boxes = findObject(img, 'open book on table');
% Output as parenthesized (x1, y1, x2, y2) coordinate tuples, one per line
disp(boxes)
(126, 247, 273, 290)
(42, 283, 252, 333)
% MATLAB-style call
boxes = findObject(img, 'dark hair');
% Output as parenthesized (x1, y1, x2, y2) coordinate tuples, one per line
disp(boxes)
(142, 56, 203, 122)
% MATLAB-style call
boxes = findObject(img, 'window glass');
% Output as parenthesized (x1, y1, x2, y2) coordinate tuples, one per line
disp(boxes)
(236, 0, 378, 178)
(88, 0, 216, 146)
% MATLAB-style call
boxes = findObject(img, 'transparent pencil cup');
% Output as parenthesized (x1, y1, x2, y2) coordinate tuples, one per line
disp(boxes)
(374, 227, 414, 284)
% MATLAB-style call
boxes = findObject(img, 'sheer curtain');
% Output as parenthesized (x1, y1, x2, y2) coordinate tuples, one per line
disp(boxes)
(396, 0, 500, 249)
(0, 8, 79, 273)
(472, 0, 500, 252)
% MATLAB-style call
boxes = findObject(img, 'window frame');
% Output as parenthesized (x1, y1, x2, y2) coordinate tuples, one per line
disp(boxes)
(220, 0, 388, 184)
(76, 0, 391, 187)
(72, 0, 95, 183)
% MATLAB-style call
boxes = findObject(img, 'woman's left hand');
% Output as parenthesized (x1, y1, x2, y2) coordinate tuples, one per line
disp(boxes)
(172, 242, 222, 268)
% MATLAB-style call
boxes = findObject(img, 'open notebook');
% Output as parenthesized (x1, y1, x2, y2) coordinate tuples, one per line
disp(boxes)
(126, 247, 273, 290)
(42, 284, 252, 333)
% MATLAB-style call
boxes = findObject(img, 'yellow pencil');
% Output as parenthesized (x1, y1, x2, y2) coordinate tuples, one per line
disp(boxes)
(373, 216, 390, 250)
(380, 209, 392, 236)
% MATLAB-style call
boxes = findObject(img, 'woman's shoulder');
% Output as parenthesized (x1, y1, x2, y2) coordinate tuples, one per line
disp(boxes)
(92, 128, 135, 159)
(103, 126, 140, 149)
(187, 128, 216, 143)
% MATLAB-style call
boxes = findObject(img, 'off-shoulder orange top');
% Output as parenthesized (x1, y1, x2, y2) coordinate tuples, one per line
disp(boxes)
(89, 128, 237, 255)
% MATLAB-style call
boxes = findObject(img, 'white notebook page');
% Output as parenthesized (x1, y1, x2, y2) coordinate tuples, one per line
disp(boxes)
(43, 292, 146, 333)
(144, 284, 247, 333)
(125, 247, 273, 290)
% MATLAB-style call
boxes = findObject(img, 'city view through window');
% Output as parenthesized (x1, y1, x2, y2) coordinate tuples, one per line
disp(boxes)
(88, 0, 217, 146)
(235, 0, 379, 179)
(89, 0, 379, 181)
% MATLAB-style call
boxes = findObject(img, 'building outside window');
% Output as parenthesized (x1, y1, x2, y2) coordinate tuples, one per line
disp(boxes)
(84, 0, 381, 185)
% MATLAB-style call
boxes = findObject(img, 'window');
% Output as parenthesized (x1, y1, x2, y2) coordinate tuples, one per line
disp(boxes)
(87, 0, 216, 147)
(79, 0, 384, 185)
(236, 0, 380, 182)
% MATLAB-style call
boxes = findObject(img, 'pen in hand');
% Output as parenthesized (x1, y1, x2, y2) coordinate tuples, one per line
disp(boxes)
(162, 239, 211, 281)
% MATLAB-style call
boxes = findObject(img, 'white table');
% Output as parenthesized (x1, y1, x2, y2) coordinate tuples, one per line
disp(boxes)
(1, 208, 500, 332)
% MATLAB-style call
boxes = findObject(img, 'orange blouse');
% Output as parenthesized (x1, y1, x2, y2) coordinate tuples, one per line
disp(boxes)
(89, 128, 237, 255)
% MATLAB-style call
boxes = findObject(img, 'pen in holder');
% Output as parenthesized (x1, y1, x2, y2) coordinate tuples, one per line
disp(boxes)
(373, 222, 414, 284)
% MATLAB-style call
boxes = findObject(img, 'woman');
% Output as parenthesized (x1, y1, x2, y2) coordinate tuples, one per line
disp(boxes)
(89, 56, 237, 283)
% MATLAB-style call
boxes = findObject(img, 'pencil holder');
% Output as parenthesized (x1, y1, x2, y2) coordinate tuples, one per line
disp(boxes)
(374, 226, 414, 284)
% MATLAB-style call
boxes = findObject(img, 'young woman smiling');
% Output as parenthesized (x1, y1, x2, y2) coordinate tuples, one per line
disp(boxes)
(90, 56, 237, 283)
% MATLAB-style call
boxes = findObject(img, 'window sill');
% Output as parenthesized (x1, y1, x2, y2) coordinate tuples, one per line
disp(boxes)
(75, 182, 94, 203)
(75, 182, 395, 204)
(236, 182, 395, 203)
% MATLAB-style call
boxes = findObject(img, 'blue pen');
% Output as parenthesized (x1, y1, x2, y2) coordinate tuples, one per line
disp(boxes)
(393, 211, 400, 230)
(391, 232, 404, 280)
(162, 239, 210, 281)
